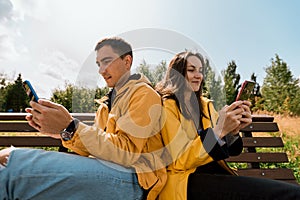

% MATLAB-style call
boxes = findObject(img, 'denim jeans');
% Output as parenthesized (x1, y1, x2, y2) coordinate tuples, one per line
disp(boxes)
(0, 148, 144, 200)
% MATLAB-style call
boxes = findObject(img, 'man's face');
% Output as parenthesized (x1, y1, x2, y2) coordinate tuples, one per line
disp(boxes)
(96, 45, 131, 87)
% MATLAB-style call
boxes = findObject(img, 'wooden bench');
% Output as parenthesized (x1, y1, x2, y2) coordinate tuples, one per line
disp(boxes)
(1, 113, 298, 184)
(0, 113, 95, 152)
(226, 115, 298, 185)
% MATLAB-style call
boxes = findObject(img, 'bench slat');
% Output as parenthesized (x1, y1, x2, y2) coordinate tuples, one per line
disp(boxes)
(226, 152, 289, 163)
(0, 121, 94, 132)
(241, 122, 279, 132)
(0, 122, 37, 132)
(251, 115, 274, 122)
(0, 136, 62, 147)
(242, 137, 284, 147)
(237, 168, 296, 179)
(0, 113, 95, 121)
(237, 168, 296, 181)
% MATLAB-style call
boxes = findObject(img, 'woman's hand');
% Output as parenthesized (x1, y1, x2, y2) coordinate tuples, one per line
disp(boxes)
(237, 100, 252, 130)
(214, 101, 251, 139)
(25, 99, 73, 138)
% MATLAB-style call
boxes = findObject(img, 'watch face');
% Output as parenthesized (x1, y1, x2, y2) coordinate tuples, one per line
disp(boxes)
(60, 118, 79, 141)
(61, 131, 72, 141)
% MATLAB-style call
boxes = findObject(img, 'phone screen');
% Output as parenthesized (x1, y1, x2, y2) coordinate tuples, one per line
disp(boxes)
(235, 81, 255, 101)
(23, 80, 39, 102)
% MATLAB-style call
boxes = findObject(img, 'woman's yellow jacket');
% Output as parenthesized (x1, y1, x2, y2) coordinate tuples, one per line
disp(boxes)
(158, 97, 240, 200)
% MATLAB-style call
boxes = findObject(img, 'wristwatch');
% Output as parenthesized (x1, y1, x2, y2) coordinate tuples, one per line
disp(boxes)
(60, 118, 80, 141)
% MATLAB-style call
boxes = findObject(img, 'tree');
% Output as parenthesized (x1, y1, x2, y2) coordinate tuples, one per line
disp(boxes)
(136, 59, 167, 86)
(203, 59, 225, 110)
(4, 73, 29, 112)
(51, 82, 74, 112)
(0, 73, 9, 111)
(222, 60, 241, 104)
(261, 54, 300, 115)
(136, 59, 155, 84)
(152, 60, 167, 85)
(50, 82, 109, 113)
(288, 85, 300, 116)
(249, 73, 262, 111)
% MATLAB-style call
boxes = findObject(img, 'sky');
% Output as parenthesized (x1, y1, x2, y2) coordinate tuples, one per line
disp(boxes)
(0, 0, 299, 99)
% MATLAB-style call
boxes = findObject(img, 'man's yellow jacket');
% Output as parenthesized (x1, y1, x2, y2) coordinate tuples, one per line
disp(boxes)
(62, 74, 167, 200)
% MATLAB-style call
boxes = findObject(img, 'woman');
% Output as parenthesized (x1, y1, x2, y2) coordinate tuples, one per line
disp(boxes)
(156, 51, 300, 200)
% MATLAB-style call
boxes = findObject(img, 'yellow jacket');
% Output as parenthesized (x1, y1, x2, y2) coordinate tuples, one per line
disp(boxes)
(62, 74, 167, 200)
(158, 97, 240, 200)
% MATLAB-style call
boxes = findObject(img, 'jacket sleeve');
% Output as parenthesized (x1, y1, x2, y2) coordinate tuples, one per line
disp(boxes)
(206, 99, 243, 157)
(225, 134, 243, 156)
(62, 85, 162, 167)
(161, 100, 228, 171)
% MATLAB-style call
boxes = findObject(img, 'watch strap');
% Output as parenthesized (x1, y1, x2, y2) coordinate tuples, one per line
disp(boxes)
(60, 118, 80, 141)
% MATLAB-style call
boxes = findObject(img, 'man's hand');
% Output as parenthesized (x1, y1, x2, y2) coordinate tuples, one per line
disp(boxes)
(25, 99, 73, 138)
(0, 147, 15, 166)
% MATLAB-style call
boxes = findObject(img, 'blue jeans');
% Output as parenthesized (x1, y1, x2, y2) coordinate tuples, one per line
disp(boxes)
(0, 149, 144, 200)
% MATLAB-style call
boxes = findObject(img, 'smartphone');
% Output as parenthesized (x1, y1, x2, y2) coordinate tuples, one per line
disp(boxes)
(23, 80, 39, 102)
(235, 80, 255, 101)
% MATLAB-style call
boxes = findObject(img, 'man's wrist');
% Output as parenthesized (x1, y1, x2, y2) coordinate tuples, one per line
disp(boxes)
(60, 118, 80, 141)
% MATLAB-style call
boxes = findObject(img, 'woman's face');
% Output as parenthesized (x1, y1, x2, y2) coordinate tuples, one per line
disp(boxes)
(185, 55, 203, 91)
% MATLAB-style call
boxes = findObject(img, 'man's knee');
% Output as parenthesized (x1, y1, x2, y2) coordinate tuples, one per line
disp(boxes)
(0, 146, 16, 166)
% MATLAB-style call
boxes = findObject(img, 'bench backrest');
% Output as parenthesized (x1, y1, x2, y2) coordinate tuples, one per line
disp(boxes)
(0, 113, 298, 184)
(0, 113, 94, 151)
(226, 115, 298, 185)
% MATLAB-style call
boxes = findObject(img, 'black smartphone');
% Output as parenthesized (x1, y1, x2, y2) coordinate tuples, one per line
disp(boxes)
(23, 80, 39, 102)
(235, 80, 255, 101)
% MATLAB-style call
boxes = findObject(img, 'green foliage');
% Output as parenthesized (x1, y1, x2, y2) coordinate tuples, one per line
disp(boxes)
(135, 60, 167, 86)
(261, 54, 300, 116)
(0, 73, 9, 111)
(203, 59, 225, 110)
(248, 73, 261, 111)
(3, 74, 29, 112)
(51, 82, 74, 112)
(50, 82, 108, 113)
(1, 54, 300, 118)
(153, 60, 167, 85)
(287, 88, 300, 116)
(222, 61, 241, 104)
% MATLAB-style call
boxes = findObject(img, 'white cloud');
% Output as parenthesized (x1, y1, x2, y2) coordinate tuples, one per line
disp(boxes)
(0, 34, 16, 60)
(10, 0, 49, 21)
(0, 0, 13, 21)
(0, 0, 31, 62)
(38, 49, 80, 83)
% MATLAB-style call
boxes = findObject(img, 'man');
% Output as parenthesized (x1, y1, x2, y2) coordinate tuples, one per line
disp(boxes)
(0, 37, 167, 200)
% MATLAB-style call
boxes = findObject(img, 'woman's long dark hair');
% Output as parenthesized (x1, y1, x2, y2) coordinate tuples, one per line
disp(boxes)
(156, 51, 208, 129)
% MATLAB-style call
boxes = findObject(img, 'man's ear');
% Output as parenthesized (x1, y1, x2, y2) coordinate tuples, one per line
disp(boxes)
(124, 55, 132, 69)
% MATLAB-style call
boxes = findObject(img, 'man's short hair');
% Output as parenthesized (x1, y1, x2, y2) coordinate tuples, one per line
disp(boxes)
(94, 37, 133, 59)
